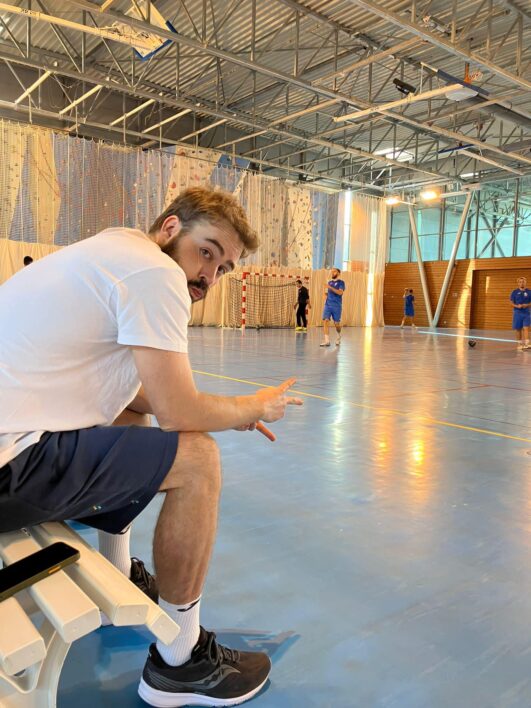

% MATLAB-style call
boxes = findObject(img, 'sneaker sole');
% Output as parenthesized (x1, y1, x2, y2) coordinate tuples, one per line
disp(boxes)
(138, 676, 268, 707)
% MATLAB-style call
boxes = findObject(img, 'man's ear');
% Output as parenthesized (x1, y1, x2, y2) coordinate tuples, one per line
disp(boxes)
(158, 215, 182, 246)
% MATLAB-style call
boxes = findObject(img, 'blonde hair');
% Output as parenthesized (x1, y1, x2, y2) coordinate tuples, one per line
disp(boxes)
(149, 187, 259, 257)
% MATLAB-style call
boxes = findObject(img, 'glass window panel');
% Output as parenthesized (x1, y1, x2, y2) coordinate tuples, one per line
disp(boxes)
(417, 207, 440, 236)
(475, 229, 493, 258)
(516, 223, 531, 256)
(442, 231, 468, 260)
(494, 226, 515, 257)
(391, 208, 410, 238)
(443, 205, 464, 235)
(419, 234, 439, 261)
(389, 237, 409, 262)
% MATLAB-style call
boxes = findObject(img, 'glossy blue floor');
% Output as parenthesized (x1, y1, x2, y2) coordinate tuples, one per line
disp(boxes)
(59, 326, 531, 708)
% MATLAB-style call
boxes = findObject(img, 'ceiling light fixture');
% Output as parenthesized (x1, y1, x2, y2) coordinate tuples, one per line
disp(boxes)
(420, 189, 439, 201)
(59, 85, 102, 115)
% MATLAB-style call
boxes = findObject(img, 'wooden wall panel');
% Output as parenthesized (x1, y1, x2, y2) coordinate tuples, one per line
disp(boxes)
(384, 257, 531, 329)
(470, 269, 531, 329)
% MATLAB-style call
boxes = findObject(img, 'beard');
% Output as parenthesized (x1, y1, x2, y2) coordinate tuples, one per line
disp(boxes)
(187, 278, 209, 302)
(162, 231, 209, 302)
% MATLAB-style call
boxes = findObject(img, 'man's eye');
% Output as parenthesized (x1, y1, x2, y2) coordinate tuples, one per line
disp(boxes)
(200, 248, 211, 259)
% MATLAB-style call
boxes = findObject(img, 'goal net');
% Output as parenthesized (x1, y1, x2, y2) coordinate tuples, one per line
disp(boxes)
(226, 272, 310, 329)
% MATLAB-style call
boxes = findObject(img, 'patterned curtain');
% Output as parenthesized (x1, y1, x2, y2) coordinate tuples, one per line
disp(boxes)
(0, 118, 344, 284)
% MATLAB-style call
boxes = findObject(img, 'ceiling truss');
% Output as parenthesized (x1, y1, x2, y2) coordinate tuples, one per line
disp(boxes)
(0, 0, 528, 193)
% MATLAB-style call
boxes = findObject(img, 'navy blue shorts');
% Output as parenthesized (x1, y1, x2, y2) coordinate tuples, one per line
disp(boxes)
(322, 303, 342, 323)
(404, 307, 414, 317)
(0, 426, 178, 534)
(513, 309, 531, 330)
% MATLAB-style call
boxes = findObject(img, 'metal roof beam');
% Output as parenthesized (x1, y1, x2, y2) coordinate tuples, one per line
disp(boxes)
(343, 0, 531, 91)
(0, 48, 446, 182)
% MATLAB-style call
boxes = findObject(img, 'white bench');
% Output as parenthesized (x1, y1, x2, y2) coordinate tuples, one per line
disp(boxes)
(0, 522, 180, 707)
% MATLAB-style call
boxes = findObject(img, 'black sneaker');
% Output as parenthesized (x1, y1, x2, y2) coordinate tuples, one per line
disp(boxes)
(130, 557, 158, 603)
(138, 627, 271, 707)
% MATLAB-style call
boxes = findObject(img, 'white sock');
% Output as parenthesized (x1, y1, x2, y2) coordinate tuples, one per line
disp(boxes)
(157, 596, 201, 666)
(97, 528, 132, 576)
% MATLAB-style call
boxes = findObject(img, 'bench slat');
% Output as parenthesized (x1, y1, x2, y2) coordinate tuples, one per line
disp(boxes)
(0, 530, 101, 643)
(32, 524, 152, 627)
(0, 597, 46, 676)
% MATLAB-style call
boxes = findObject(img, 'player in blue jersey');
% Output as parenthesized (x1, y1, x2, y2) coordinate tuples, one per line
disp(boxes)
(509, 276, 531, 350)
(400, 288, 417, 328)
(320, 267, 345, 347)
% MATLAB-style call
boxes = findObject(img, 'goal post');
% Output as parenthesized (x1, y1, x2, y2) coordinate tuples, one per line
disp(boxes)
(226, 272, 311, 330)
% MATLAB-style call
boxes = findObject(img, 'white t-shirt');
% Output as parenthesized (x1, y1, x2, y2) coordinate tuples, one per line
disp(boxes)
(0, 227, 191, 467)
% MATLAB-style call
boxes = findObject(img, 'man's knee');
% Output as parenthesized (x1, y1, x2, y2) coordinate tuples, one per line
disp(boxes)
(161, 432, 221, 492)
(113, 408, 152, 427)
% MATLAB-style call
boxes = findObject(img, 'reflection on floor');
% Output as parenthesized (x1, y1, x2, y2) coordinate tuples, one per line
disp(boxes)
(59, 327, 531, 708)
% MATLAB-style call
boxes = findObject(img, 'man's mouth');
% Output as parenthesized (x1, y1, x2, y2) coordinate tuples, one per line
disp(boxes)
(189, 284, 207, 301)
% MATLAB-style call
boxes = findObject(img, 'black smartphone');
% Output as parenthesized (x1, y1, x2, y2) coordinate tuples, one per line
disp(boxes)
(0, 542, 80, 602)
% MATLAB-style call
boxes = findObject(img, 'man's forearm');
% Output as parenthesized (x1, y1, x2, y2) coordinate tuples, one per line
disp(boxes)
(160, 391, 265, 433)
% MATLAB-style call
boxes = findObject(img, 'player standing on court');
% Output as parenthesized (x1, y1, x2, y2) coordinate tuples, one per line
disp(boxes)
(509, 276, 531, 350)
(320, 267, 345, 347)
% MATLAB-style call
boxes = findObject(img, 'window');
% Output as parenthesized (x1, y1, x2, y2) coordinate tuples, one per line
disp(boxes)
(389, 237, 409, 263)
(517, 223, 531, 256)
(419, 234, 439, 261)
(494, 226, 515, 257)
(388, 207, 410, 263)
(416, 207, 440, 236)
(443, 201, 469, 260)
(391, 208, 410, 237)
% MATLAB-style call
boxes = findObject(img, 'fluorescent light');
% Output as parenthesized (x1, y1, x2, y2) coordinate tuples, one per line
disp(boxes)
(385, 196, 400, 206)
(15, 70, 52, 104)
(109, 98, 155, 126)
(178, 119, 227, 142)
(420, 189, 439, 201)
(59, 85, 102, 115)
(375, 148, 413, 163)
(142, 108, 191, 133)
(460, 172, 478, 179)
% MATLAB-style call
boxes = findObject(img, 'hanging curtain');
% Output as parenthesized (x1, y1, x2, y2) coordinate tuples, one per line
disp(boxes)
(348, 194, 387, 326)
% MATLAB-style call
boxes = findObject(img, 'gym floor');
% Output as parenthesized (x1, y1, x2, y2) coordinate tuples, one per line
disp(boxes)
(60, 327, 531, 708)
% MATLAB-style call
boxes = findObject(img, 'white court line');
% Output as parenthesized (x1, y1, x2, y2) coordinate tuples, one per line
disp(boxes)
(415, 331, 514, 343)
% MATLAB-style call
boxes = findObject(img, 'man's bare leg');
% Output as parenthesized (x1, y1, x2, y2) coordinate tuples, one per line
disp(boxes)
(155, 431, 221, 604)
(321, 318, 330, 346)
(138, 430, 271, 708)
(523, 325, 530, 349)
(152, 432, 220, 666)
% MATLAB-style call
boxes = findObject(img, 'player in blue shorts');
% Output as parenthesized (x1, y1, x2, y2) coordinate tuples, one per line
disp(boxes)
(320, 267, 345, 347)
(509, 276, 531, 350)
(400, 288, 417, 328)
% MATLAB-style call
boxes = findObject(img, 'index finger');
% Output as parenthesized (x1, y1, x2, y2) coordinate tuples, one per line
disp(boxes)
(276, 377, 297, 394)
(256, 421, 276, 442)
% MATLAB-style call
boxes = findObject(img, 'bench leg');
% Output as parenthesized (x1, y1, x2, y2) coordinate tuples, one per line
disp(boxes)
(0, 620, 70, 708)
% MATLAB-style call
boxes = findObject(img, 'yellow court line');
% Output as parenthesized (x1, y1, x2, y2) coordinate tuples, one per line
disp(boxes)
(192, 369, 531, 444)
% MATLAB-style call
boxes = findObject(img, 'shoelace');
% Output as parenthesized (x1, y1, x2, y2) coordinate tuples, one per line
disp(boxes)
(131, 557, 152, 588)
(203, 630, 240, 664)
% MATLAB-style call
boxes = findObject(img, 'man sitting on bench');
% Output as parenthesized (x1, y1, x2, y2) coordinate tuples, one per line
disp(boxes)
(0, 187, 301, 707)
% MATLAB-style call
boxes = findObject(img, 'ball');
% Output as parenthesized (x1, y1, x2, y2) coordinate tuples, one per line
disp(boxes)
(468, 340, 477, 348)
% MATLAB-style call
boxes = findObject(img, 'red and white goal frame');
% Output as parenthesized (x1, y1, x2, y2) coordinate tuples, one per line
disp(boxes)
(240, 271, 310, 331)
